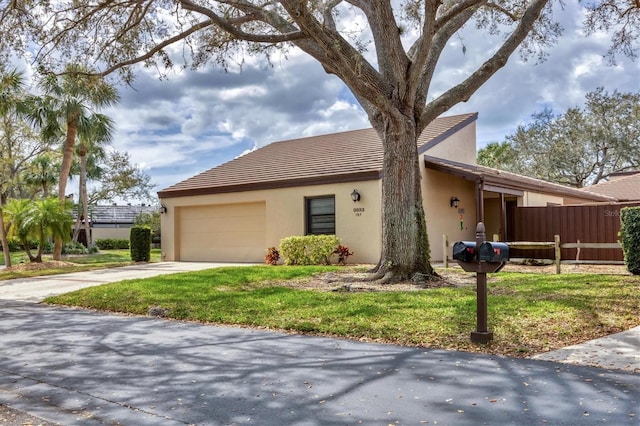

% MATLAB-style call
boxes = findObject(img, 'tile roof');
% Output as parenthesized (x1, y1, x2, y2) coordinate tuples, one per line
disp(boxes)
(584, 172, 640, 201)
(423, 156, 617, 202)
(88, 205, 157, 224)
(158, 113, 478, 198)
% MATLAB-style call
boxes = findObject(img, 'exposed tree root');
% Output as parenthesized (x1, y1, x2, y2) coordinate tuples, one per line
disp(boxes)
(324, 268, 443, 290)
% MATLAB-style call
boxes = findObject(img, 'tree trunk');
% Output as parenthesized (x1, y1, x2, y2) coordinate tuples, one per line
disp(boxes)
(372, 116, 434, 282)
(54, 123, 77, 260)
(73, 146, 91, 247)
(0, 204, 11, 268)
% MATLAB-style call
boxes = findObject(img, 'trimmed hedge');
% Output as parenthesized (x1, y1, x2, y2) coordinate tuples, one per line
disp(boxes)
(130, 226, 151, 262)
(95, 238, 130, 250)
(620, 206, 640, 275)
(280, 235, 340, 265)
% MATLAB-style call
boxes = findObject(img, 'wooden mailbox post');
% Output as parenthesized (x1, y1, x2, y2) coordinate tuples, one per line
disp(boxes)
(453, 222, 508, 344)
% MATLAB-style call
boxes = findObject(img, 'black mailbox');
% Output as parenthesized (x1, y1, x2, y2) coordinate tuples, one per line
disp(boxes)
(453, 241, 477, 262)
(478, 242, 509, 262)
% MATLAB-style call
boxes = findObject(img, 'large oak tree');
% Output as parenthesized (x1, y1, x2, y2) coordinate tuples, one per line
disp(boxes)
(1, 1, 636, 280)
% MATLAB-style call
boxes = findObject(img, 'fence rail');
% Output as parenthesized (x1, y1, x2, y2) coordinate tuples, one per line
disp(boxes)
(442, 234, 623, 274)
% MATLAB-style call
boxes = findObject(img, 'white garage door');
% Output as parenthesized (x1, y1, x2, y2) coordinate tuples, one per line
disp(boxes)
(178, 202, 266, 262)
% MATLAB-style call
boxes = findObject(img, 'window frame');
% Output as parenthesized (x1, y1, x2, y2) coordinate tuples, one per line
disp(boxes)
(305, 195, 336, 235)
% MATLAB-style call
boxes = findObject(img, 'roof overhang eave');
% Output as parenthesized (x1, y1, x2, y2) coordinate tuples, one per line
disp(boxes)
(423, 156, 617, 202)
(158, 170, 382, 199)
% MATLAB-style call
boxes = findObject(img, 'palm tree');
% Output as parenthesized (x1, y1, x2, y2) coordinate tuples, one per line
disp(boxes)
(0, 69, 28, 267)
(34, 63, 119, 260)
(22, 153, 60, 198)
(3, 198, 35, 261)
(72, 113, 114, 247)
(4, 197, 73, 263)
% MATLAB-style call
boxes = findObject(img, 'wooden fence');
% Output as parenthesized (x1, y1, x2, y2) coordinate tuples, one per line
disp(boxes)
(510, 202, 640, 261)
(442, 234, 623, 274)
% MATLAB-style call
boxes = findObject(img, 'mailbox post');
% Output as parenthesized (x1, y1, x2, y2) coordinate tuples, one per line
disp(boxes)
(453, 222, 508, 344)
(473, 223, 492, 343)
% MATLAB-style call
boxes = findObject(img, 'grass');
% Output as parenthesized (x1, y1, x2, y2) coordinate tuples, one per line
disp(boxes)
(44, 266, 640, 357)
(0, 249, 161, 280)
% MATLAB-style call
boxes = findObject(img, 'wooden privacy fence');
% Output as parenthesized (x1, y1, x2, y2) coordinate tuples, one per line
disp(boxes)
(442, 234, 623, 274)
(510, 202, 640, 262)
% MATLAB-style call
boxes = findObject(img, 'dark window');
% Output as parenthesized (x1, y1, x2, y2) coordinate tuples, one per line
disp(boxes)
(306, 196, 335, 235)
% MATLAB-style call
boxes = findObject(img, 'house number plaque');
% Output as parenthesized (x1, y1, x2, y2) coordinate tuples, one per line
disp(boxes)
(353, 207, 365, 216)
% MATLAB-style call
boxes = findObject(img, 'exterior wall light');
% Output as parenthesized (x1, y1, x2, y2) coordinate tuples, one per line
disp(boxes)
(450, 197, 460, 208)
(160, 204, 168, 214)
(351, 189, 361, 202)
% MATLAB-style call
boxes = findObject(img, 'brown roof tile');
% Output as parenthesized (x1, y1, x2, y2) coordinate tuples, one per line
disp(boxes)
(159, 113, 477, 198)
(585, 172, 640, 201)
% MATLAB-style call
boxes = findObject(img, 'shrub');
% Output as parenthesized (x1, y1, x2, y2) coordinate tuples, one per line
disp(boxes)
(40, 241, 53, 254)
(265, 247, 280, 265)
(334, 245, 354, 265)
(279, 235, 340, 265)
(63, 242, 89, 255)
(308, 235, 340, 265)
(620, 207, 640, 275)
(95, 238, 130, 250)
(130, 226, 151, 262)
(1, 238, 24, 252)
(279, 236, 307, 265)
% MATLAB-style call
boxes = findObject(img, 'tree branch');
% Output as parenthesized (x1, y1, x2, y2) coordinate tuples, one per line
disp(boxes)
(412, 4, 478, 125)
(179, 0, 305, 43)
(278, 0, 395, 115)
(96, 22, 207, 75)
(420, 0, 551, 127)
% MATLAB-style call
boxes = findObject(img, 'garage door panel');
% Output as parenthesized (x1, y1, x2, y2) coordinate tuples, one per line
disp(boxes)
(178, 202, 266, 262)
(180, 217, 265, 234)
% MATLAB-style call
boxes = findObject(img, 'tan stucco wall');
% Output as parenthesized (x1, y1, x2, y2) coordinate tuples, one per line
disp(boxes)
(92, 227, 133, 241)
(161, 180, 382, 264)
(562, 196, 607, 205)
(521, 192, 564, 207)
(422, 169, 477, 262)
(424, 121, 477, 165)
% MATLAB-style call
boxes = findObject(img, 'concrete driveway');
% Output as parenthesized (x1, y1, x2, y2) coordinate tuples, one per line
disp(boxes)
(0, 261, 254, 302)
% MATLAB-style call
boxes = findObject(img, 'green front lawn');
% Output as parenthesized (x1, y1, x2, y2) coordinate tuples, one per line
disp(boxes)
(0, 249, 161, 280)
(45, 266, 640, 357)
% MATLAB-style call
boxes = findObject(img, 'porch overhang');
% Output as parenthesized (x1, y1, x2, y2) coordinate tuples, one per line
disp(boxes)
(423, 155, 615, 202)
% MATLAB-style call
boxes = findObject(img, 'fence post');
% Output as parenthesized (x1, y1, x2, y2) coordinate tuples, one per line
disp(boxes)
(443, 234, 448, 268)
(554, 235, 561, 274)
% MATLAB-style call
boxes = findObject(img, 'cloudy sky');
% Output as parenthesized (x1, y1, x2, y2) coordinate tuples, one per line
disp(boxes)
(69, 3, 639, 197)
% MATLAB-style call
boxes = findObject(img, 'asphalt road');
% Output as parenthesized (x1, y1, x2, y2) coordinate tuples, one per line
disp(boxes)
(0, 300, 638, 425)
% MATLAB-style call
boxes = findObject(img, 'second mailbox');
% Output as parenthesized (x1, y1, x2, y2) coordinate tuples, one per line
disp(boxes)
(478, 242, 510, 262)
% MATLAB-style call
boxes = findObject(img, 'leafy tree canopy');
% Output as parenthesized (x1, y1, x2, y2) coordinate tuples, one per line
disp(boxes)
(89, 150, 156, 205)
(477, 88, 640, 187)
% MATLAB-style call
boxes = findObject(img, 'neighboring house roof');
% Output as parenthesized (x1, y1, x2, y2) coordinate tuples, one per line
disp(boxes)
(583, 172, 640, 201)
(88, 205, 157, 225)
(158, 113, 478, 198)
(423, 156, 617, 203)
